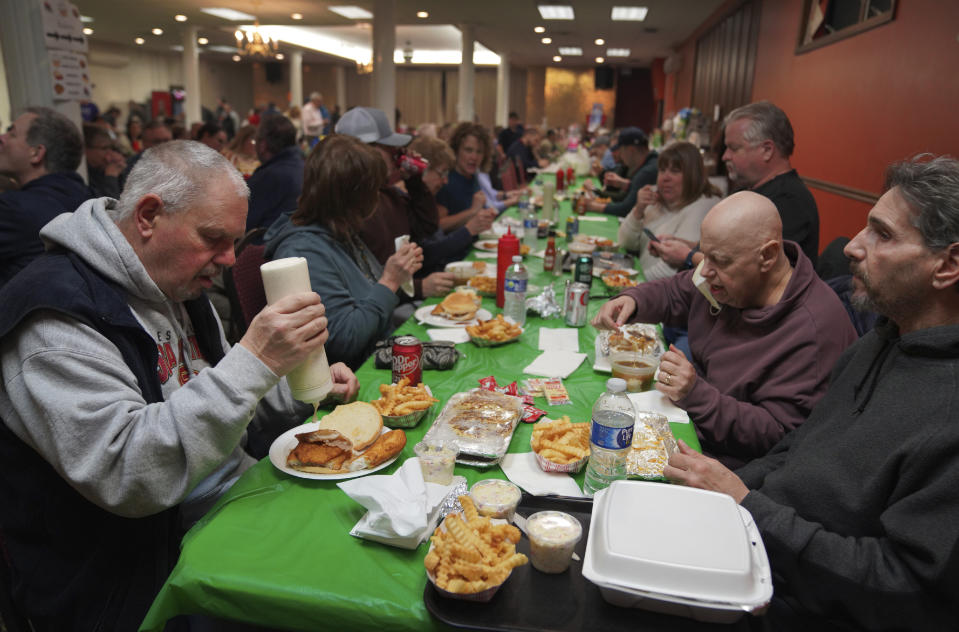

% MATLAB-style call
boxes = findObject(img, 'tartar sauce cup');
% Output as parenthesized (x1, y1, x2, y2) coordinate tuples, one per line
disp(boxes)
(470, 479, 522, 520)
(414, 441, 456, 485)
(527, 511, 583, 573)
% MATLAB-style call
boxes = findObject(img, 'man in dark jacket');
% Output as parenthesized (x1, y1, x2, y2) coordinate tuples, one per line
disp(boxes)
(247, 113, 303, 237)
(0, 106, 92, 287)
(664, 155, 959, 631)
(585, 126, 658, 216)
(593, 192, 856, 467)
(83, 123, 126, 198)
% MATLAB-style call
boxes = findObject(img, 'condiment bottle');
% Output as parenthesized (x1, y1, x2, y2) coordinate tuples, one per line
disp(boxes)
(543, 230, 557, 272)
(496, 228, 520, 308)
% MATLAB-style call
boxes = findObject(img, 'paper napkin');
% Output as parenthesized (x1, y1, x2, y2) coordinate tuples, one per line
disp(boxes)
(523, 350, 587, 379)
(500, 452, 584, 497)
(426, 328, 470, 344)
(338, 458, 464, 549)
(474, 252, 498, 259)
(627, 389, 690, 424)
(538, 328, 580, 353)
(577, 215, 608, 222)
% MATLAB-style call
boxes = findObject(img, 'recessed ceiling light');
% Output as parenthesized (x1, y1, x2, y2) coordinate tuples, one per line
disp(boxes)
(175, 14, 188, 22)
(275, 53, 285, 60)
(200, 7, 256, 21)
(82, 27, 93, 35)
(197, 37, 209, 45)
(558, 47, 582, 55)
(232, 54, 241, 62)
(538, 5, 574, 20)
(80, 15, 94, 23)
(291, 13, 303, 20)
(611, 6, 649, 21)
(594, 38, 605, 45)
(534, 26, 545, 33)
(330, 6, 374, 19)
(541, 37, 552, 44)
(595, 57, 604, 63)
(416, 11, 429, 18)
(135, 37, 145, 45)
(607, 48, 631, 57)
(553, 55, 562, 62)
(151, 27, 163, 35)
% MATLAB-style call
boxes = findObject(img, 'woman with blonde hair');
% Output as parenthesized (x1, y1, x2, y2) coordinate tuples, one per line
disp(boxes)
(220, 124, 260, 177)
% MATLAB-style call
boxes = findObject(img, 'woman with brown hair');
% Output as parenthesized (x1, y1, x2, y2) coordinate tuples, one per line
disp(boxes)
(263, 134, 423, 369)
(220, 124, 260, 177)
(617, 141, 723, 280)
(435, 122, 498, 233)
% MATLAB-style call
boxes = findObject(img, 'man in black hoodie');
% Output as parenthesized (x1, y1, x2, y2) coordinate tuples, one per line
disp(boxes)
(663, 155, 959, 631)
(0, 106, 92, 287)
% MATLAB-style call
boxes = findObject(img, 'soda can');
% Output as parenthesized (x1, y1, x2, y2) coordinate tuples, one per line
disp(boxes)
(396, 152, 428, 176)
(565, 282, 590, 327)
(392, 335, 423, 385)
(565, 215, 579, 243)
(574, 254, 594, 286)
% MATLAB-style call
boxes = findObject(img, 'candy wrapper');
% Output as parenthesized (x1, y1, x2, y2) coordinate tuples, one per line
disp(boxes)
(542, 379, 572, 406)
(527, 284, 563, 319)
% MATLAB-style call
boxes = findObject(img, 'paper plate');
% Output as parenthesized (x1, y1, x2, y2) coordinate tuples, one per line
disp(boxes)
(269, 424, 400, 481)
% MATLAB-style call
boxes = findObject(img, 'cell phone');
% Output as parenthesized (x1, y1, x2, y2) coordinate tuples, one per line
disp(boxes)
(642, 228, 661, 243)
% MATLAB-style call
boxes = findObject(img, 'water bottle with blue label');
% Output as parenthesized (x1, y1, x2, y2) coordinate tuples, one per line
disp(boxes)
(503, 255, 528, 326)
(583, 378, 635, 496)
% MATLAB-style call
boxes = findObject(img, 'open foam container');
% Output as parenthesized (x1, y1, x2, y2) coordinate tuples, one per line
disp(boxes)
(582, 480, 772, 623)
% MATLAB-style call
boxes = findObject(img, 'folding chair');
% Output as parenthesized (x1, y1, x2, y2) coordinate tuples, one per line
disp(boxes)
(223, 228, 268, 339)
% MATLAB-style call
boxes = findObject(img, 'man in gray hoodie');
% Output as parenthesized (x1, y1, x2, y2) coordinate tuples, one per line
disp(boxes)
(665, 155, 959, 630)
(0, 140, 358, 631)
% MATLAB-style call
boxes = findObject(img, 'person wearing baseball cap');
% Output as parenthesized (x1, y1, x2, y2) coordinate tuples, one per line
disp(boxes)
(586, 126, 658, 217)
(335, 107, 462, 300)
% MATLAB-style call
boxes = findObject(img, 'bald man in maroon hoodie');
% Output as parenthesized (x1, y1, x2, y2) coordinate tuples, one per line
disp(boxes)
(594, 192, 856, 467)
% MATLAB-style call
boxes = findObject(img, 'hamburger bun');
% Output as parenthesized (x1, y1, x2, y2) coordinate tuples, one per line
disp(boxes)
(317, 401, 383, 451)
(431, 289, 481, 321)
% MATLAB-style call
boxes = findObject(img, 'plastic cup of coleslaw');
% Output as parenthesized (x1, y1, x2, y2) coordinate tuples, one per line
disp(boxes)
(414, 441, 456, 485)
(470, 479, 522, 521)
(527, 511, 583, 573)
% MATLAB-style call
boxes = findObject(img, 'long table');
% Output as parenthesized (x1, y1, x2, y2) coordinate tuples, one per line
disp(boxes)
(140, 186, 703, 631)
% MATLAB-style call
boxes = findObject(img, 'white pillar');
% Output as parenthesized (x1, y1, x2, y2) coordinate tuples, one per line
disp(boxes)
(495, 52, 510, 128)
(290, 50, 303, 109)
(334, 65, 347, 112)
(181, 25, 201, 125)
(458, 24, 475, 123)
(0, 0, 82, 168)
(371, 0, 396, 126)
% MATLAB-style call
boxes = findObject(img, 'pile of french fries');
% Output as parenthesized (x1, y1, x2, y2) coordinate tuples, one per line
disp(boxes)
(424, 495, 528, 594)
(531, 416, 590, 465)
(371, 377, 438, 417)
(466, 314, 522, 342)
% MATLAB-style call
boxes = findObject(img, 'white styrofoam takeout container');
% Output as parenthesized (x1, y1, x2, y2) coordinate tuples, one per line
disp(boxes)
(582, 480, 772, 623)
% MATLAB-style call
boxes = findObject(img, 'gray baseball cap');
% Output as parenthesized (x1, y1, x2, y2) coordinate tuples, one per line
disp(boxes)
(334, 106, 411, 146)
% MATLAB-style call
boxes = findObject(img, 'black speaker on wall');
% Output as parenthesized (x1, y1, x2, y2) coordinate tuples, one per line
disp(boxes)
(265, 62, 284, 84)
(595, 66, 614, 90)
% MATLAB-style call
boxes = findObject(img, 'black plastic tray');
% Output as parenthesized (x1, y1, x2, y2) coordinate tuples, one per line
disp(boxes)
(424, 493, 738, 631)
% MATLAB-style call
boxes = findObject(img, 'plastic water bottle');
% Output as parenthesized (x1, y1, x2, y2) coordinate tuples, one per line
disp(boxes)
(503, 255, 528, 326)
(522, 199, 538, 252)
(583, 378, 635, 496)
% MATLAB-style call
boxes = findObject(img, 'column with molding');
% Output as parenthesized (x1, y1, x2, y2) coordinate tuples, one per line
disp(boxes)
(457, 24, 475, 123)
(290, 49, 303, 111)
(181, 25, 201, 125)
(371, 0, 396, 126)
(495, 52, 510, 128)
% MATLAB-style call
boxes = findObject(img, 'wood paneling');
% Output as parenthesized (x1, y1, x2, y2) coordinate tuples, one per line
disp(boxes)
(691, 0, 761, 139)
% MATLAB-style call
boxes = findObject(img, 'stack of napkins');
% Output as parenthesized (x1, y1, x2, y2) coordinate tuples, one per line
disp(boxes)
(523, 350, 587, 378)
(426, 328, 469, 343)
(338, 458, 464, 549)
(500, 452, 584, 497)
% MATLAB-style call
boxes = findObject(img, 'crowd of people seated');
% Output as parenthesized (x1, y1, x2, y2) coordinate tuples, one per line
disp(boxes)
(1, 95, 958, 631)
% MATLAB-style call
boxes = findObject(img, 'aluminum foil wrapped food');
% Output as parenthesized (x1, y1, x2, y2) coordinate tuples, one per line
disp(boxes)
(626, 411, 678, 479)
(599, 323, 664, 358)
(421, 389, 524, 467)
(527, 283, 563, 319)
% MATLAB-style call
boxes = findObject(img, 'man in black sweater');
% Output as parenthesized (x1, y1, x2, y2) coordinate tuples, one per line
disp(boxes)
(664, 155, 959, 631)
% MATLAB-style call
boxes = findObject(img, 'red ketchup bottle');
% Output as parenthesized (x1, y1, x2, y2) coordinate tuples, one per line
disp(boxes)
(566, 166, 575, 188)
(496, 228, 520, 308)
(556, 169, 565, 191)
(543, 230, 557, 272)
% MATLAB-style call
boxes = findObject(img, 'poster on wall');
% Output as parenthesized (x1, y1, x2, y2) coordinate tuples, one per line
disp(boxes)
(39, 0, 87, 54)
(49, 50, 91, 100)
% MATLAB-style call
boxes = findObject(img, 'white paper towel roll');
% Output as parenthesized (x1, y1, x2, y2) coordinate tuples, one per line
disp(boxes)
(260, 257, 332, 403)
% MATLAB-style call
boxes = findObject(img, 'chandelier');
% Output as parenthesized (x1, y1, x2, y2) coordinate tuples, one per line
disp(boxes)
(235, 18, 279, 58)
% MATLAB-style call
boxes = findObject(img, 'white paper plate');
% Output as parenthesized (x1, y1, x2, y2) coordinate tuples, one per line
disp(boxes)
(474, 240, 500, 252)
(414, 305, 492, 328)
(269, 423, 400, 481)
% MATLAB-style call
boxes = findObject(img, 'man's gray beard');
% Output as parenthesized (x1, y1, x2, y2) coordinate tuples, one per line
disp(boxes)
(850, 291, 878, 314)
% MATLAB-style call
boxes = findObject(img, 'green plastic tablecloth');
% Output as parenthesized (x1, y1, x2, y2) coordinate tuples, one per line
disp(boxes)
(140, 181, 701, 632)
